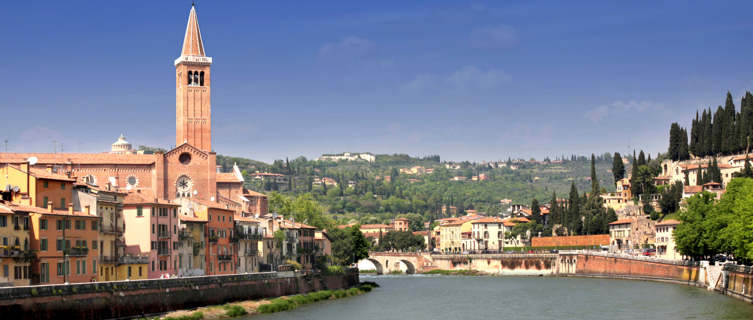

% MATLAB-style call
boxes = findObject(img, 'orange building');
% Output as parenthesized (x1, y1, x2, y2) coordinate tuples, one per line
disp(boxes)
(122, 191, 181, 279)
(190, 199, 236, 275)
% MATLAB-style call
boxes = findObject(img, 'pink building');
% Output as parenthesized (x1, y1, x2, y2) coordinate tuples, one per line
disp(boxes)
(122, 190, 180, 278)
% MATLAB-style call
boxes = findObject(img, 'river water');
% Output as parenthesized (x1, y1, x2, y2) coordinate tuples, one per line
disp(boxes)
(248, 275, 753, 320)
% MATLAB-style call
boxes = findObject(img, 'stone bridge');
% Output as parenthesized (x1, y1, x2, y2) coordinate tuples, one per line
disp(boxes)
(362, 252, 435, 274)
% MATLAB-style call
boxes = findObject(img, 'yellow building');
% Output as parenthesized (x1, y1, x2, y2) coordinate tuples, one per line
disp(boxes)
(609, 219, 634, 251)
(113, 256, 148, 280)
(0, 204, 32, 286)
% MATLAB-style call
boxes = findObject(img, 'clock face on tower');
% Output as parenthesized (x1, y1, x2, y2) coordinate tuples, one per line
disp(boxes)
(176, 175, 193, 194)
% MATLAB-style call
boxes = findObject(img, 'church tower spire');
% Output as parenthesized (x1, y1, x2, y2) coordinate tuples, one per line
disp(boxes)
(175, 4, 212, 152)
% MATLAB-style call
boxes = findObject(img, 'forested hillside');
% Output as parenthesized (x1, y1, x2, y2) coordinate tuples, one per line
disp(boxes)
(217, 153, 623, 224)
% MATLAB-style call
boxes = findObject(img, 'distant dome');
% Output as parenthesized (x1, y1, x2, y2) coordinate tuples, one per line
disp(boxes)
(110, 133, 133, 154)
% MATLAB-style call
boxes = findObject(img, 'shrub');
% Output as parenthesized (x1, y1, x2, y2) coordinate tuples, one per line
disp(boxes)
(285, 259, 303, 271)
(223, 305, 247, 317)
(324, 265, 345, 275)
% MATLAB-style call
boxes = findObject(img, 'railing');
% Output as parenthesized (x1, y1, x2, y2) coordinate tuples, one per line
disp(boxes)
(218, 254, 232, 261)
(115, 239, 127, 247)
(157, 248, 170, 256)
(244, 248, 258, 256)
(209, 235, 219, 243)
(0, 248, 35, 261)
(158, 230, 171, 239)
(101, 256, 118, 264)
(66, 247, 89, 257)
(234, 227, 264, 241)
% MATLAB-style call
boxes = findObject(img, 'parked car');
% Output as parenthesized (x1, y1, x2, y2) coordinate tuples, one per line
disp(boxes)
(642, 248, 656, 256)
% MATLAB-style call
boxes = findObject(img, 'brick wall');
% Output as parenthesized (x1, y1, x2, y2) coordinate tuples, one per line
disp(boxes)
(531, 235, 610, 248)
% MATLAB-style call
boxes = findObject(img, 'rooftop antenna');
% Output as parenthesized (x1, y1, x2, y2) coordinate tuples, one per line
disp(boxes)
(3, 139, 7, 152)
(52, 140, 57, 153)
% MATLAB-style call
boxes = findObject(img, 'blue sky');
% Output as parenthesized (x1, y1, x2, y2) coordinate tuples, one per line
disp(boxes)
(2, 1, 753, 163)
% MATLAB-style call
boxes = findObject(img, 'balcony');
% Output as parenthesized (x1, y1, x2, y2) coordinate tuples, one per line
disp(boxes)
(234, 227, 264, 241)
(179, 230, 192, 240)
(101, 256, 118, 264)
(101, 224, 124, 235)
(244, 248, 258, 256)
(218, 254, 232, 261)
(158, 230, 171, 239)
(208, 235, 219, 243)
(115, 239, 127, 247)
(157, 248, 170, 256)
(66, 247, 89, 257)
(0, 248, 35, 261)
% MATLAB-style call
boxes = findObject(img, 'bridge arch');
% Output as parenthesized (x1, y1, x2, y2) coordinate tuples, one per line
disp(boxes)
(400, 259, 416, 274)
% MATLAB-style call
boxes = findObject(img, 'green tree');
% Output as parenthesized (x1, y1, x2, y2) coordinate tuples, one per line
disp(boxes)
(329, 226, 370, 266)
(674, 192, 718, 260)
(612, 152, 625, 184)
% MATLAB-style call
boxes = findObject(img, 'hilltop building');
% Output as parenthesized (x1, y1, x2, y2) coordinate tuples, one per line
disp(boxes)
(318, 152, 375, 163)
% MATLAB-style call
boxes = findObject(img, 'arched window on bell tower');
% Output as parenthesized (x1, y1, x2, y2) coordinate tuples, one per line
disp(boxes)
(193, 72, 199, 86)
(187, 71, 193, 85)
(200, 71, 205, 86)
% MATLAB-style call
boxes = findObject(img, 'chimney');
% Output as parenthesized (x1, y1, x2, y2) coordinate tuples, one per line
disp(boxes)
(68, 203, 74, 215)
(47, 201, 53, 213)
(216, 165, 222, 173)
(46, 165, 52, 173)
(85, 205, 90, 215)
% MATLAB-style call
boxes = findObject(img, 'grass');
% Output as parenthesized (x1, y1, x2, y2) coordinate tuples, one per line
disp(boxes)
(163, 311, 203, 320)
(423, 269, 482, 276)
(257, 282, 379, 314)
(358, 269, 378, 274)
(323, 265, 345, 275)
(223, 305, 247, 317)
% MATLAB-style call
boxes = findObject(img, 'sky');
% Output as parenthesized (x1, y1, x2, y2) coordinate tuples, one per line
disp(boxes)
(2, 1, 753, 163)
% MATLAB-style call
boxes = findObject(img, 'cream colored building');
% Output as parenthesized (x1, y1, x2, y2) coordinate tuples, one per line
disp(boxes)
(609, 219, 633, 251)
(0, 204, 31, 286)
(471, 217, 504, 252)
(655, 219, 682, 260)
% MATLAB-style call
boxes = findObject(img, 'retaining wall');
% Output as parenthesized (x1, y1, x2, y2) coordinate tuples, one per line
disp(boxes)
(0, 271, 359, 320)
(432, 254, 558, 275)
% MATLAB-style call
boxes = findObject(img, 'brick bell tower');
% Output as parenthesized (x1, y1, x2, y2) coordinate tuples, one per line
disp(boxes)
(175, 4, 212, 152)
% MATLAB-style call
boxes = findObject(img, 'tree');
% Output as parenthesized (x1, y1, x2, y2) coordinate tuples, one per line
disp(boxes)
(329, 226, 370, 266)
(531, 198, 541, 225)
(674, 192, 717, 260)
(590, 154, 600, 196)
(378, 231, 425, 252)
(659, 181, 683, 215)
(612, 152, 625, 184)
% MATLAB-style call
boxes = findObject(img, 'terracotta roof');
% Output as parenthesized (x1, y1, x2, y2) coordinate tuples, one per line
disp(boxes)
(360, 224, 391, 229)
(216, 172, 242, 183)
(413, 231, 429, 236)
(609, 219, 634, 225)
(703, 182, 722, 186)
(0, 153, 158, 165)
(295, 222, 316, 229)
(684, 185, 703, 194)
(234, 215, 261, 223)
(532, 234, 610, 247)
(5, 202, 97, 218)
(654, 176, 671, 180)
(394, 217, 410, 222)
(190, 198, 235, 212)
(656, 219, 681, 226)
(471, 217, 504, 224)
(27, 167, 76, 181)
(0, 204, 14, 214)
(179, 215, 207, 223)
(243, 189, 267, 197)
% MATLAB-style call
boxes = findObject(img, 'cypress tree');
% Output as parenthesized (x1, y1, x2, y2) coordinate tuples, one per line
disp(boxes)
(590, 154, 599, 196)
(704, 108, 713, 156)
(531, 198, 541, 225)
(679, 127, 690, 160)
(668, 122, 681, 160)
(712, 106, 725, 155)
(612, 152, 625, 183)
(638, 150, 646, 166)
(724, 92, 737, 154)
(690, 111, 699, 156)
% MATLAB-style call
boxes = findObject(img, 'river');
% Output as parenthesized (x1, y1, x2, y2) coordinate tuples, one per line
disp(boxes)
(247, 274, 753, 320)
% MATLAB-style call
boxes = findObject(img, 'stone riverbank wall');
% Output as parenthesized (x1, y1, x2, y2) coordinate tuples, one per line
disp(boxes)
(432, 254, 559, 276)
(0, 270, 359, 320)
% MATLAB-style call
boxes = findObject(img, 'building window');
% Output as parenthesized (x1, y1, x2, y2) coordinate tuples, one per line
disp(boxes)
(92, 221, 98, 230)
(43, 196, 49, 208)
(0, 216, 5, 227)
(61, 182, 66, 190)
(60, 197, 66, 209)
(56, 263, 64, 276)
(128, 266, 132, 277)
(138, 266, 142, 276)
(43, 181, 48, 188)
(137, 206, 143, 217)
(152, 224, 155, 234)
(82, 260, 86, 275)
(40, 219, 47, 230)
(41, 238, 47, 251)
(92, 260, 96, 274)
(92, 240, 98, 250)
(41, 263, 49, 283)
(151, 261, 155, 271)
